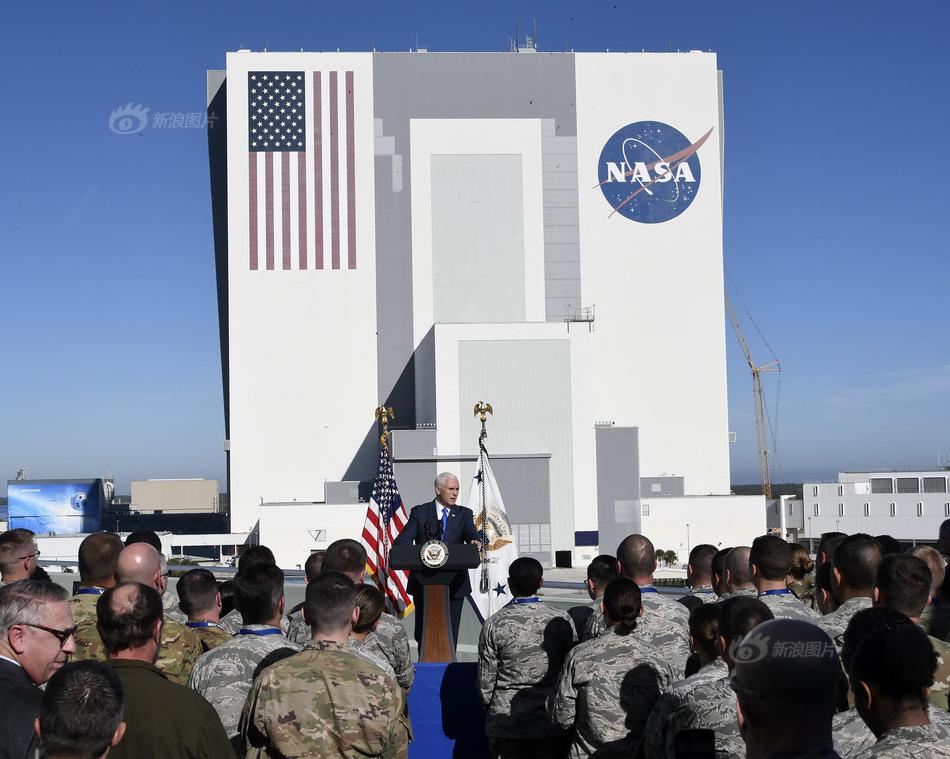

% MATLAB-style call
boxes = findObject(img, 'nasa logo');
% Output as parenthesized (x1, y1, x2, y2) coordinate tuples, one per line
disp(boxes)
(597, 121, 713, 223)
(70, 493, 87, 512)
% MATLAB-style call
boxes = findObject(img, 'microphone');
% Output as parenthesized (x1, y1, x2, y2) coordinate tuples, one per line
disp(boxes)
(436, 513, 444, 540)
(424, 520, 432, 542)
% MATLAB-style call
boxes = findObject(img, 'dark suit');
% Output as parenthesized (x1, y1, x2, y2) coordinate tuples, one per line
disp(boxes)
(394, 500, 479, 648)
(0, 659, 42, 759)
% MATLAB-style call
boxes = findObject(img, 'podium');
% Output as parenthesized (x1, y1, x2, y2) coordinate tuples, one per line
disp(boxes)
(390, 543, 480, 662)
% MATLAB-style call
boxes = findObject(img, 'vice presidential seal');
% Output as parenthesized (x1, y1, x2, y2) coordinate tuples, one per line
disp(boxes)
(420, 539, 449, 569)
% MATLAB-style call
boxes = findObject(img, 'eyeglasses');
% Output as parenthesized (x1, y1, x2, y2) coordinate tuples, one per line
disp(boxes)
(17, 549, 40, 560)
(19, 623, 78, 648)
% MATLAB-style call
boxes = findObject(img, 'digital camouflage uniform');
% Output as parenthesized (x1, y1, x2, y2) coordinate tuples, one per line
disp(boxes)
(757, 590, 821, 622)
(350, 635, 396, 679)
(162, 587, 187, 623)
(155, 616, 203, 686)
(548, 627, 677, 759)
(185, 622, 232, 652)
(286, 606, 308, 644)
(69, 589, 107, 662)
(582, 589, 691, 678)
(865, 724, 950, 757)
(833, 706, 950, 758)
(368, 612, 414, 691)
(477, 598, 576, 738)
(680, 586, 719, 605)
(642, 658, 730, 759)
(817, 596, 873, 650)
(668, 666, 743, 749)
(239, 639, 410, 759)
(716, 587, 758, 602)
(188, 624, 301, 737)
(219, 607, 243, 634)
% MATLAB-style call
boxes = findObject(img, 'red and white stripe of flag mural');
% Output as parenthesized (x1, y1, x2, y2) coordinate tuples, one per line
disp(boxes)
(247, 70, 356, 271)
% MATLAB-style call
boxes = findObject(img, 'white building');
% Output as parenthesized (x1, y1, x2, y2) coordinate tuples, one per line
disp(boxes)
(785, 470, 950, 547)
(207, 48, 764, 566)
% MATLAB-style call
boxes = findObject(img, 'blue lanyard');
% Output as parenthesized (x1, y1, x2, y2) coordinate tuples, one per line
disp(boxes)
(761, 589, 792, 596)
(513, 597, 540, 604)
(186, 621, 219, 629)
(75, 588, 104, 595)
(238, 627, 282, 636)
(640, 586, 658, 593)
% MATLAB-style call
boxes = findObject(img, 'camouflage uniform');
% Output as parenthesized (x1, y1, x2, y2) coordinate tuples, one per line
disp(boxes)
(240, 639, 410, 759)
(548, 627, 677, 758)
(717, 587, 758, 602)
(162, 587, 186, 623)
(667, 666, 743, 749)
(69, 588, 107, 662)
(156, 617, 203, 686)
(71, 589, 201, 683)
(928, 633, 950, 711)
(366, 612, 414, 691)
(478, 598, 576, 738)
(287, 606, 413, 689)
(582, 589, 691, 678)
(817, 596, 873, 648)
(286, 606, 308, 645)
(642, 658, 729, 759)
(350, 635, 396, 679)
(185, 621, 232, 652)
(833, 706, 950, 758)
(865, 724, 950, 757)
(787, 578, 814, 600)
(219, 607, 243, 633)
(187, 624, 302, 738)
(680, 586, 719, 605)
(757, 590, 821, 622)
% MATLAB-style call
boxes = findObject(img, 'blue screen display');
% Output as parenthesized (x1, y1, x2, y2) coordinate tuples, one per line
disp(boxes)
(8, 481, 102, 534)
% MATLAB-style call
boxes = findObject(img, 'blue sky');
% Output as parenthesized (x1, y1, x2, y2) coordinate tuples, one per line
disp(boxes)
(1, 1, 948, 493)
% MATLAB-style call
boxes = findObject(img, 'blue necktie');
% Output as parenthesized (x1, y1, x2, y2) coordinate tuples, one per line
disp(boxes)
(441, 508, 448, 538)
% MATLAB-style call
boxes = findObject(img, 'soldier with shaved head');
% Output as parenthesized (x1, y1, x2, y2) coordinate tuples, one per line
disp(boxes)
(114, 543, 202, 685)
(98, 582, 230, 758)
(582, 534, 690, 677)
(719, 546, 757, 600)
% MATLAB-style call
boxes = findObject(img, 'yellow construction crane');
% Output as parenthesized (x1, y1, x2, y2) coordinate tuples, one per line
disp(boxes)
(725, 293, 781, 500)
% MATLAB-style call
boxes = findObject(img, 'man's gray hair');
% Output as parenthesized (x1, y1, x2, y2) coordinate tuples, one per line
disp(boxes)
(434, 472, 459, 489)
(0, 529, 36, 567)
(0, 580, 68, 638)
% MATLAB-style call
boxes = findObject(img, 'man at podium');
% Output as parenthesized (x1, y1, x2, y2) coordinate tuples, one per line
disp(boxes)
(394, 472, 479, 649)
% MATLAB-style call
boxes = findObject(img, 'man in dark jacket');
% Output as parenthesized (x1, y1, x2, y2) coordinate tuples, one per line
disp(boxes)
(97, 582, 232, 759)
(394, 471, 479, 648)
(0, 579, 77, 759)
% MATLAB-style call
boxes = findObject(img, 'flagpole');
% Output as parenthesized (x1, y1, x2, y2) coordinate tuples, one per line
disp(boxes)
(375, 405, 394, 599)
(473, 401, 493, 594)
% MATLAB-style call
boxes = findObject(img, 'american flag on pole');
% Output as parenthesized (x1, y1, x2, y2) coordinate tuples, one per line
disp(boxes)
(247, 70, 357, 271)
(360, 439, 413, 617)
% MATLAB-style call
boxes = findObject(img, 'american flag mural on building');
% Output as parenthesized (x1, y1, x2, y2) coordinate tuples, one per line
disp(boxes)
(247, 70, 356, 271)
(361, 437, 413, 617)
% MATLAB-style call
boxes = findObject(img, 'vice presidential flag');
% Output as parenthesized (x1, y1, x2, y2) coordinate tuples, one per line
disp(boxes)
(467, 442, 518, 622)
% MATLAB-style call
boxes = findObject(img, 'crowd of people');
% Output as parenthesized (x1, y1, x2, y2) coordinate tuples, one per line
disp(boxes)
(1, 519, 949, 758)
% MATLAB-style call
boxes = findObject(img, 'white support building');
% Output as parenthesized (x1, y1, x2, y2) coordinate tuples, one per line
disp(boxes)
(792, 470, 950, 546)
(207, 48, 765, 566)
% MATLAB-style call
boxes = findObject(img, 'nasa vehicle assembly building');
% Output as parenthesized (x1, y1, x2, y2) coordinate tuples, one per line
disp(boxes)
(207, 48, 765, 567)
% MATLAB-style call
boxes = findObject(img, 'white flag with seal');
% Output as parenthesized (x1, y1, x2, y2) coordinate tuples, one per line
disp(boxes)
(467, 442, 518, 622)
